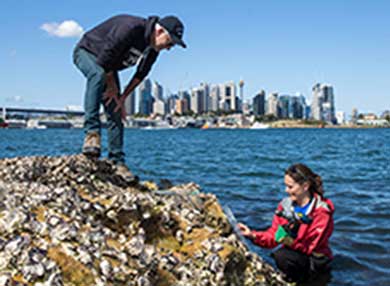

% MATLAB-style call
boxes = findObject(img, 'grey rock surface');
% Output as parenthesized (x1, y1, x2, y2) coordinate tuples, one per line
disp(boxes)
(0, 155, 289, 286)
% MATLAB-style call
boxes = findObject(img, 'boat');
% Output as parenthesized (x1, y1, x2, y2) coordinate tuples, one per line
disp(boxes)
(142, 121, 177, 130)
(201, 122, 210, 129)
(250, 122, 270, 129)
(0, 121, 8, 128)
(5, 119, 27, 128)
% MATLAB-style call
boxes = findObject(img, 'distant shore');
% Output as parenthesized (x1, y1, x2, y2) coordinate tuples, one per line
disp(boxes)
(1, 117, 389, 130)
(265, 120, 388, 129)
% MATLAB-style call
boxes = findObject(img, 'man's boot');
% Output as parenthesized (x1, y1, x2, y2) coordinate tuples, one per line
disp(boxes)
(82, 131, 101, 157)
(115, 163, 139, 184)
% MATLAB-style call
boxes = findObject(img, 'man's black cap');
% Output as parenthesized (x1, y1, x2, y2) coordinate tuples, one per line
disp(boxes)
(159, 16, 186, 48)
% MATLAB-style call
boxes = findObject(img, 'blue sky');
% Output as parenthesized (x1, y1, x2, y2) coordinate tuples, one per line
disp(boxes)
(1, 0, 389, 115)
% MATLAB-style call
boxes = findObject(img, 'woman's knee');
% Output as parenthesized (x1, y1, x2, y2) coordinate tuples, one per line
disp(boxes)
(272, 248, 310, 282)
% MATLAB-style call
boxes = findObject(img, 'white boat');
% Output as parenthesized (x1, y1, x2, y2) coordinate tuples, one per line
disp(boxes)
(6, 119, 27, 129)
(142, 121, 177, 130)
(250, 122, 270, 129)
(27, 119, 47, 129)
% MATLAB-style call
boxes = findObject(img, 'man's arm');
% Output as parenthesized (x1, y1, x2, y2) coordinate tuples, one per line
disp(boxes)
(113, 49, 159, 113)
(112, 76, 142, 114)
(122, 77, 141, 99)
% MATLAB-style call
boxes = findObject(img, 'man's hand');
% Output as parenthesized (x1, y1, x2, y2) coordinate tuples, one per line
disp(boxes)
(117, 95, 127, 121)
(103, 72, 120, 106)
(103, 72, 127, 120)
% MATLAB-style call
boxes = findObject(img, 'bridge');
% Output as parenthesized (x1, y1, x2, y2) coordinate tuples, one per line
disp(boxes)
(1, 107, 84, 118)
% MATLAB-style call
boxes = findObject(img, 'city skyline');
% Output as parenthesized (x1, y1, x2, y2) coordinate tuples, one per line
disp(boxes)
(1, 1, 389, 114)
(124, 78, 340, 122)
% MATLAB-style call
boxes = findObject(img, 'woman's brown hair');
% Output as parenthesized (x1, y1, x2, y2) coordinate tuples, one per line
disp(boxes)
(285, 163, 324, 196)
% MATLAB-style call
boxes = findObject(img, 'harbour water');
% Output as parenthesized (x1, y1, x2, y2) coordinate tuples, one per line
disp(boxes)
(1, 128, 389, 286)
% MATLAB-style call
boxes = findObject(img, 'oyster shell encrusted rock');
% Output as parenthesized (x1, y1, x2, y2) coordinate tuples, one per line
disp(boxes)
(0, 155, 290, 286)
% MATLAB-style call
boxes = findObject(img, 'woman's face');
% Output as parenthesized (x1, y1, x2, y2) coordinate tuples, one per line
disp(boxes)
(284, 174, 310, 205)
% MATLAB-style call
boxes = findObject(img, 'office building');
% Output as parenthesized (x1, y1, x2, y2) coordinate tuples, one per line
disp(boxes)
(336, 111, 346, 125)
(311, 83, 336, 123)
(152, 81, 164, 101)
(253, 90, 266, 116)
(138, 79, 153, 115)
(153, 98, 166, 115)
(125, 91, 136, 115)
(191, 87, 206, 114)
(267, 92, 279, 116)
(209, 85, 220, 112)
(219, 82, 237, 111)
(178, 90, 191, 112)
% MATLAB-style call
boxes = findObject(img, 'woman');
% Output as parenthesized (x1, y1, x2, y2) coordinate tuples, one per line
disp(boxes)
(238, 164, 334, 283)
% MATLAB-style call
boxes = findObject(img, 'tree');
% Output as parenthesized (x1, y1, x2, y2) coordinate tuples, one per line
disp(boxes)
(256, 114, 278, 122)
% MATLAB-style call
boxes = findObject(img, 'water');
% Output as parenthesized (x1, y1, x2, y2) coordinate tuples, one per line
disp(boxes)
(1, 128, 389, 286)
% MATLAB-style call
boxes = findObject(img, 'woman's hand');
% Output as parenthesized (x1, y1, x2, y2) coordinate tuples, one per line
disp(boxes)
(237, 223, 254, 239)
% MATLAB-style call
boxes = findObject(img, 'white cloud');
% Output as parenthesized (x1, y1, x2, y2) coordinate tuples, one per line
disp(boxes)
(40, 20, 84, 38)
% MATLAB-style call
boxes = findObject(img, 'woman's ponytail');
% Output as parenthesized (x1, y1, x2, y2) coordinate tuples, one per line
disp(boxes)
(311, 174, 324, 197)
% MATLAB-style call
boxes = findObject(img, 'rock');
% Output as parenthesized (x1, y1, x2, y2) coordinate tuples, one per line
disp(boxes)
(0, 154, 290, 285)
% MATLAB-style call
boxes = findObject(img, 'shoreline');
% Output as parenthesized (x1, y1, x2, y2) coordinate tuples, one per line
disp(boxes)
(0, 125, 389, 130)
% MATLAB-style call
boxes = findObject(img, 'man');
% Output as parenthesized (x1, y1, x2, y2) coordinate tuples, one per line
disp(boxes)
(73, 14, 186, 177)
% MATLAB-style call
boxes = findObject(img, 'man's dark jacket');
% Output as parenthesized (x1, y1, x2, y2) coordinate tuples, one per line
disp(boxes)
(77, 15, 159, 80)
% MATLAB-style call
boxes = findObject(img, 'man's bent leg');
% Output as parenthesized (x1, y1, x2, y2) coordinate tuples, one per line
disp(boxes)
(104, 72, 125, 164)
(73, 47, 106, 156)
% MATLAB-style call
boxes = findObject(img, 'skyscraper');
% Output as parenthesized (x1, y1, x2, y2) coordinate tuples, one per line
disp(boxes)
(153, 99, 166, 115)
(311, 83, 336, 123)
(219, 82, 237, 111)
(336, 111, 346, 125)
(289, 94, 305, 119)
(152, 81, 164, 101)
(239, 80, 244, 113)
(209, 85, 220, 112)
(253, 90, 265, 116)
(178, 90, 191, 112)
(191, 87, 206, 114)
(151, 81, 165, 115)
(138, 79, 153, 115)
(175, 98, 188, 114)
(200, 83, 210, 113)
(278, 95, 290, 119)
(124, 91, 136, 115)
(267, 92, 279, 117)
(167, 94, 179, 114)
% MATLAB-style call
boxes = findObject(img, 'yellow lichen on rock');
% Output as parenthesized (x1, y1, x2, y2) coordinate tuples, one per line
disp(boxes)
(47, 246, 96, 286)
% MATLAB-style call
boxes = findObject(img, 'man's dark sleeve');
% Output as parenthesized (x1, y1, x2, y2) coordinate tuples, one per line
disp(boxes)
(96, 25, 137, 71)
(133, 49, 159, 81)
